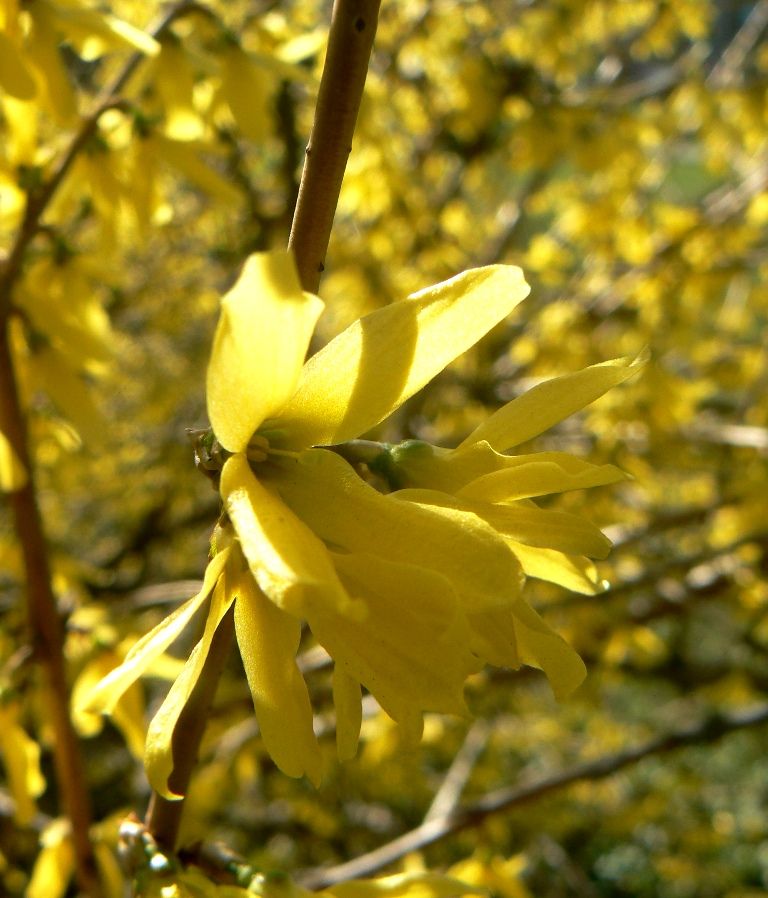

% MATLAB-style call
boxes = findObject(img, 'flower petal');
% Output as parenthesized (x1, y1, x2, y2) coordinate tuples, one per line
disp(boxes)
(394, 488, 612, 559)
(145, 569, 236, 798)
(307, 552, 479, 732)
(274, 266, 529, 448)
(78, 549, 230, 715)
(458, 456, 627, 502)
(332, 668, 362, 761)
(221, 453, 352, 617)
(460, 353, 646, 451)
(206, 250, 324, 452)
(0, 428, 27, 491)
(507, 542, 603, 594)
(266, 449, 524, 612)
(234, 568, 322, 784)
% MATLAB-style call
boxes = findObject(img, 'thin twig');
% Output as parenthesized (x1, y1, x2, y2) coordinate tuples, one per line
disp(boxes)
(299, 704, 768, 888)
(423, 720, 489, 824)
(289, 0, 382, 293)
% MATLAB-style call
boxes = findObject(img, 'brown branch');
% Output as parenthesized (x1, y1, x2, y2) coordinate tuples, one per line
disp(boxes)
(144, 605, 236, 851)
(0, 335, 100, 896)
(299, 704, 768, 889)
(288, 0, 382, 293)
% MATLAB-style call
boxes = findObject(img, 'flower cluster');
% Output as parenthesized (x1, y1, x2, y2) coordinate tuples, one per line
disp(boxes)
(83, 251, 641, 795)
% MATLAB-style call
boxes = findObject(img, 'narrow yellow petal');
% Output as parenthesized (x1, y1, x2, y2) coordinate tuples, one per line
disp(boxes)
(274, 266, 529, 448)
(332, 669, 362, 761)
(460, 353, 646, 451)
(145, 571, 236, 798)
(507, 542, 603, 594)
(206, 251, 324, 452)
(0, 32, 36, 99)
(510, 600, 587, 699)
(326, 872, 486, 898)
(26, 819, 75, 898)
(458, 457, 627, 502)
(0, 704, 45, 825)
(266, 449, 524, 612)
(394, 488, 612, 559)
(235, 570, 322, 784)
(0, 428, 27, 491)
(78, 549, 230, 715)
(221, 454, 352, 617)
(308, 552, 479, 730)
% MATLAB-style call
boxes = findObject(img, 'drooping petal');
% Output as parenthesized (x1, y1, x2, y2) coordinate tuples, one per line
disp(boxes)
(469, 601, 586, 699)
(206, 251, 324, 452)
(274, 266, 529, 448)
(457, 456, 627, 502)
(78, 549, 230, 715)
(307, 552, 479, 733)
(221, 453, 353, 618)
(459, 353, 646, 452)
(265, 449, 524, 612)
(234, 567, 322, 785)
(394, 488, 612, 559)
(507, 542, 603, 594)
(0, 428, 27, 491)
(332, 668, 362, 761)
(145, 569, 236, 798)
(510, 599, 587, 699)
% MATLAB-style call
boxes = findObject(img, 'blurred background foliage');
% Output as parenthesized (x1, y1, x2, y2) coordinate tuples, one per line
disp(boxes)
(1, 0, 768, 896)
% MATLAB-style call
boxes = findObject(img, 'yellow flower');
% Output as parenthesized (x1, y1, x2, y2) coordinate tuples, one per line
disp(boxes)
(83, 250, 641, 795)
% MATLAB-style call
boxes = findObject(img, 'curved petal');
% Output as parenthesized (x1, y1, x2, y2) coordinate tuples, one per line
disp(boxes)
(221, 453, 353, 618)
(332, 668, 362, 761)
(266, 449, 524, 612)
(394, 488, 612, 559)
(206, 251, 324, 452)
(145, 568, 236, 798)
(308, 552, 479, 729)
(235, 569, 322, 784)
(78, 549, 230, 715)
(459, 352, 646, 452)
(507, 542, 603, 594)
(457, 457, 627, 502)
(274, 266, 529, 448)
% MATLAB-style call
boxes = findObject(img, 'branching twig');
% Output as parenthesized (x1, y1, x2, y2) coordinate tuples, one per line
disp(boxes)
(299, 704, 768, 888)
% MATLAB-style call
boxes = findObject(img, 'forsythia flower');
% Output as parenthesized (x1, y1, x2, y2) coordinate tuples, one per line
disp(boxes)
(83, 250, 641, 795)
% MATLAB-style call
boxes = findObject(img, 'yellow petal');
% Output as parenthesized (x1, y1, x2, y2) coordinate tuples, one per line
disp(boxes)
(460, 353, 646, 451)
(78, 549, 230, 715)
(507, 542, 603, 594)
(510, 600, 587, 699)
(0, 704, 45, 825)
(266, 449, 523, 612)
(221, 453, 352, 617)
(27, 819, 74, 898)
(206, 251, 324, 452)
(0, 428, 27, 491)
(308, 552, 479, 730)
(395, 488, 612, 559)
(145, 570, 236, 798)
(275, 265, 529, 448)
(0, 32, 36, 99)
(458, 456, 627, 502)
(234, 567, 322, 784)
(332, 669, 362, 761)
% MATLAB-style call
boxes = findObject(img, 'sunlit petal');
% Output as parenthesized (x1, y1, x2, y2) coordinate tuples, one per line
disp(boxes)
(266, 449, 524, 612)
(307, 552, 479, 732)
(458, 456, 627, 502)
(460, 352, 646, 451)
(145, 569, 236, 798)
(274, 266, 529, 448)
(234, 567, 322, 785)
(221, 453, 352, 617)
(206, 251, 324, 452)
(507, 542, 603, 594)
(78, 549, 230, 715)
(394, 488, 611, 559)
